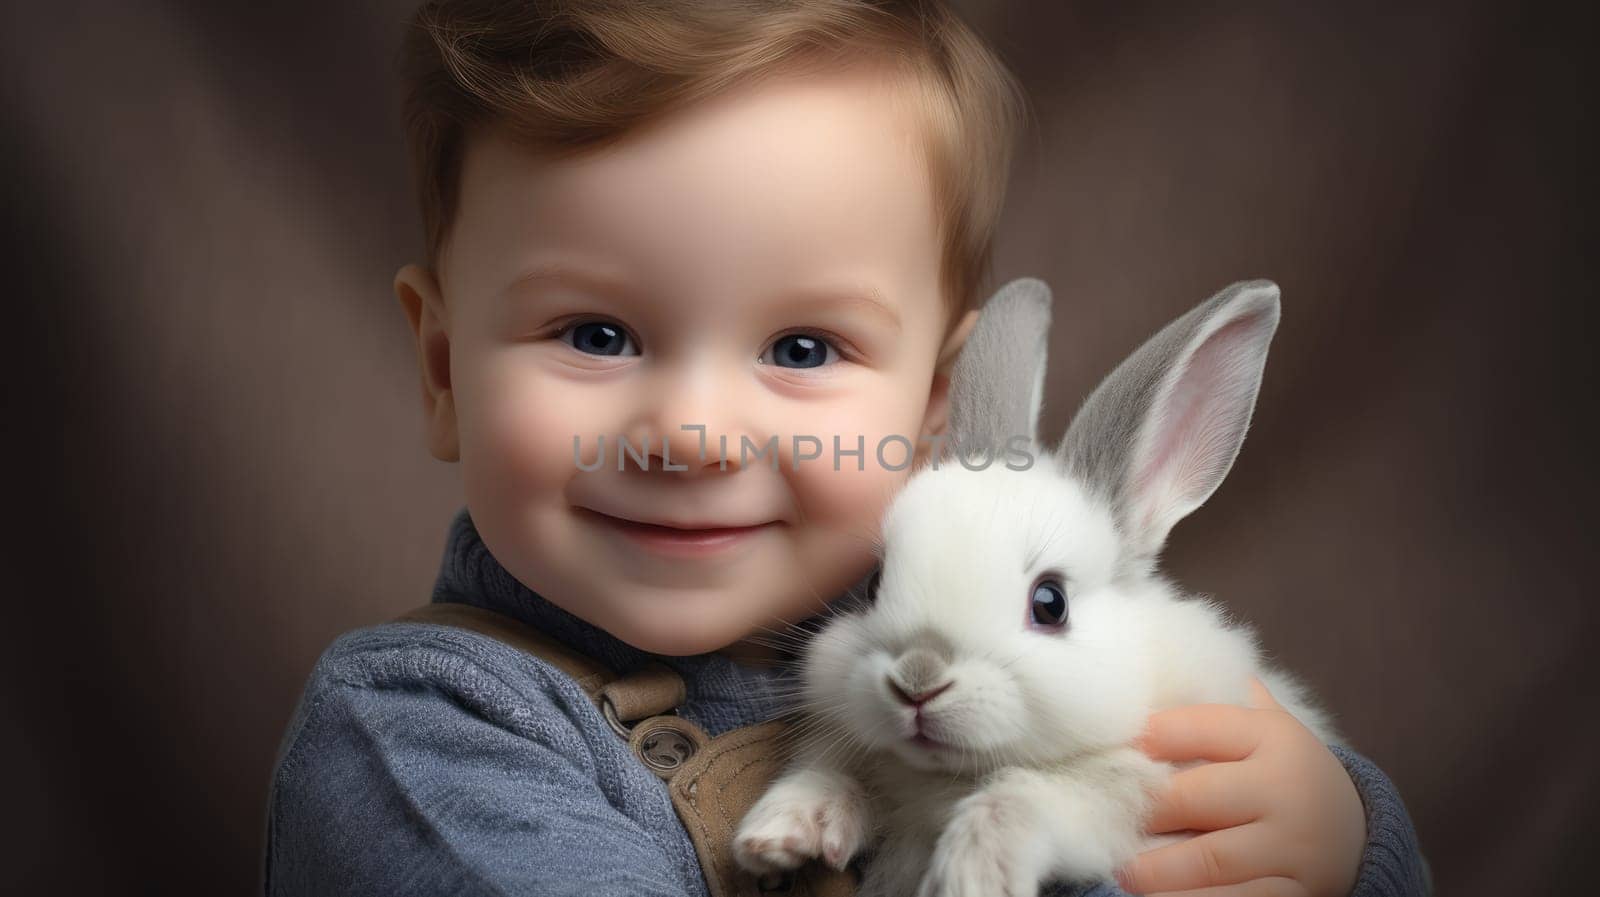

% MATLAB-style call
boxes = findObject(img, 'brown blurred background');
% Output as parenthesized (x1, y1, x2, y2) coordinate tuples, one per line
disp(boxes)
(3, 1, 1592, 893)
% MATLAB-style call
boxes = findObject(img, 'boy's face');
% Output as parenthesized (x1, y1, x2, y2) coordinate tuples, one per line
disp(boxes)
(398, 63, 976, 656)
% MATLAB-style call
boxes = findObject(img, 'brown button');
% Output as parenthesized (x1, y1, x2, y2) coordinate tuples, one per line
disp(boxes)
(627, 715, 709, 780)
(640, 726, 694, 771)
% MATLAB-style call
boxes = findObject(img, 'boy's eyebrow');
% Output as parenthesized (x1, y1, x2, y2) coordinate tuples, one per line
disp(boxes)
(502, 262, 902, 332)
(781, 282, 902, 332)
(502, 261, 634, 301)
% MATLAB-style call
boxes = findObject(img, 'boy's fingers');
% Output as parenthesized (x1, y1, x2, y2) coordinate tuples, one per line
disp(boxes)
(1144, 761, 1260, 834)
(1133, 704, 1264, 763)
(1114, 823, 1282, 895)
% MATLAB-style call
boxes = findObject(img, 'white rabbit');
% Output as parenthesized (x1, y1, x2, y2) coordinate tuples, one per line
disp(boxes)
(732, 278, 1340, 897)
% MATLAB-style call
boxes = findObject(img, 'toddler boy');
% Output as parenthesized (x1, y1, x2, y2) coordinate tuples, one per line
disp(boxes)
(264, 2, 1430, 895)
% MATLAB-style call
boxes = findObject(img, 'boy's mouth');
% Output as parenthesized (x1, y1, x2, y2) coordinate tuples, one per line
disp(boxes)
(577, 507, 780, 558)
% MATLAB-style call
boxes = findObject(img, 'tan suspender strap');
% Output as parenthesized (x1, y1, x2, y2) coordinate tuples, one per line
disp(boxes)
(394, 602, 615, 701)
(668, 720, 858, 897)
(600, 663, 688, 723)
(391, 601, 859, 897)
(396, 603, 689, 726)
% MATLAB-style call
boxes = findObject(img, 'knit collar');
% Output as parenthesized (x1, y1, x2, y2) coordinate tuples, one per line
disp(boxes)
(429, 505, 833, 736)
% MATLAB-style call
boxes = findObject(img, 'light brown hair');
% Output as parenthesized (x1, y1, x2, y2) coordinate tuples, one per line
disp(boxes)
(399, 0, 1030, 319)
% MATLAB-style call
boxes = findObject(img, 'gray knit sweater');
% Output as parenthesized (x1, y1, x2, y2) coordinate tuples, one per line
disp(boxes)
(263, 506, 1432, 896)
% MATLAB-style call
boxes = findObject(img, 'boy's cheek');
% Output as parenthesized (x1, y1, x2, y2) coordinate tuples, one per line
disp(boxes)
(780, 400, 929, 523)
(785, 447, 910, 536)
(455, 359, 598, 480)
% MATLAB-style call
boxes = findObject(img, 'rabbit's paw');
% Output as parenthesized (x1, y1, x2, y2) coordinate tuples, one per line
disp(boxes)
(916, 789, 1044, 897)
(733, 771, 869, 874)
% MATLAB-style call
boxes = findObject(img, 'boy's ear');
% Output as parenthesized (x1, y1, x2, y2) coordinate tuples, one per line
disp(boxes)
(913, 307, 980, 463)
(394, 263, 460, 462)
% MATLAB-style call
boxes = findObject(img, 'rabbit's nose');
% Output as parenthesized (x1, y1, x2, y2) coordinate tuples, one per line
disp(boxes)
(887, 676, 954, 707)
(895, 647, 947, 683)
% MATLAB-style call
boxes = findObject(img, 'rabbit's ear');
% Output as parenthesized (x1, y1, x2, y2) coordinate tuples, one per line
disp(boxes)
(1059, 280, 1281, 560)
(945, 277, 1054, 459)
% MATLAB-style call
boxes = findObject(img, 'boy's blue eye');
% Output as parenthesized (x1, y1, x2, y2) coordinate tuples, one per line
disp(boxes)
(764, 333, 836, 368)
(564, 320, 637, 356)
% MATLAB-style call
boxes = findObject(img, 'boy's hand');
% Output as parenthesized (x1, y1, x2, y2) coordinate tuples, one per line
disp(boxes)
(1113, 678, 1366, 897)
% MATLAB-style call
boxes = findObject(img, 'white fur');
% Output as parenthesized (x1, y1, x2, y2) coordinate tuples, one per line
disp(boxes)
(733, 279, 1336, 897)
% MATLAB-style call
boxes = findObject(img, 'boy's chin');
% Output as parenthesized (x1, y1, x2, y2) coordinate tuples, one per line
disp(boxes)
(606, 616, 755, 657)
(578, 596, 777, 658)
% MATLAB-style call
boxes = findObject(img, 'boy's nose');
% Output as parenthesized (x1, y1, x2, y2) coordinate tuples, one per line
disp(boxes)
(628, 365, 752, 474)
(647, 420, 725, 473)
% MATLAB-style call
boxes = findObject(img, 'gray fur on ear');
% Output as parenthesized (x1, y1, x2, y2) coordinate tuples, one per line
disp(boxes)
(1058, 280, 1281, 562)
(945, 277, 1054, 461)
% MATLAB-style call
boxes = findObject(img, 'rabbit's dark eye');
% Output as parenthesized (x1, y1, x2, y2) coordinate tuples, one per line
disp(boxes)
(1029, 579, 1068, 629)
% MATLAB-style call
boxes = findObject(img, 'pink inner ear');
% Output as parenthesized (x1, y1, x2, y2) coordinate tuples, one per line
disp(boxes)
(1129, 311, 1273, 535)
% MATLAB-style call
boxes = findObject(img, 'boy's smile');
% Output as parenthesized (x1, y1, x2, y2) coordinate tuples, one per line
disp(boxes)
(397, 60, 977, 656)
(577, 509, 779, 560)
